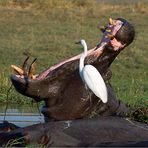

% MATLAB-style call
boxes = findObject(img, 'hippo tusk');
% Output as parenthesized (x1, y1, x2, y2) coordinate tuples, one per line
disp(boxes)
(107, 34, 114, 40)
(109, 18, 116, 26)
(106, 29, 111, 32)
(28, 58, 37, 79)
(11, 65, 24, 75)
(22, 56, 29, 75)
(11, 57, 29, 76)
(11, 57, 37, 79)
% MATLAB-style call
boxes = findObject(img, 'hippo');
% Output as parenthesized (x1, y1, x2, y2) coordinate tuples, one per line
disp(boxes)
(11, 18, 135, 121)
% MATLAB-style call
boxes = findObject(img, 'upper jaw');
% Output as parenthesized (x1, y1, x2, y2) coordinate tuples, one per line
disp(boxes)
(11, 57, 38, 80)
(95, 18, 125, 52)
(11, 18, 125, 81)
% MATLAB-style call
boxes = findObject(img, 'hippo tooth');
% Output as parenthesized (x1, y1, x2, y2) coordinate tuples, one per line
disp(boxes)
(28, 58, 37, 79)
(106, 29, 111, 32)
(11, 65, 24, 75)
(109, 18, 116, 26)
(107, 34, 114, 39)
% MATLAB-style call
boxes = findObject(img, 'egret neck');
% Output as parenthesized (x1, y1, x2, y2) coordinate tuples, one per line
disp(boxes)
(79, 41, 87, 80)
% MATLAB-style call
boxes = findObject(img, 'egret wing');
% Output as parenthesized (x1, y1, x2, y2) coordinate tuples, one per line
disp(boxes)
(83, 65, 108, 103)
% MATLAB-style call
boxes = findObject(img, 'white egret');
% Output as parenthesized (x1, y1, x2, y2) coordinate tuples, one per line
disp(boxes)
(76, 39, 108, 103)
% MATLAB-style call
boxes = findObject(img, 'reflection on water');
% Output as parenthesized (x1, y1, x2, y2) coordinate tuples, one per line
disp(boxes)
(0, 103, 44, 127)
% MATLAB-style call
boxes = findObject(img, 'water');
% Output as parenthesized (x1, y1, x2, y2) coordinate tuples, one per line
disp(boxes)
(0, 103, 44, 127)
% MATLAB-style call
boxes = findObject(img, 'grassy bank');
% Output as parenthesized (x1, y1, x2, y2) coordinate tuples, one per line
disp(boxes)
(0, 0, 147, 107)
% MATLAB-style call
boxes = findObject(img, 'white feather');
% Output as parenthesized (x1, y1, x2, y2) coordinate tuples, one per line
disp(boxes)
(79, 39, 108, 103)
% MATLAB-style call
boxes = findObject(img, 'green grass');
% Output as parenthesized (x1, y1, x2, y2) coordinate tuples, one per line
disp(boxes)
(0, 0, 147, 107)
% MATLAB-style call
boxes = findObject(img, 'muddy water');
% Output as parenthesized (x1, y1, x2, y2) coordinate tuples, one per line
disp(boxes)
(0, 103, 44, 127)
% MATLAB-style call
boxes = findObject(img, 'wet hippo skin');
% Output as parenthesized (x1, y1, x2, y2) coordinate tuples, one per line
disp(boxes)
(0, 117, 148, 147)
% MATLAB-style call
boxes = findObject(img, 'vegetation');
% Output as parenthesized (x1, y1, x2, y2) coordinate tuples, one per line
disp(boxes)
(0, 0, 147, 110)
(128, 107, 148, 124)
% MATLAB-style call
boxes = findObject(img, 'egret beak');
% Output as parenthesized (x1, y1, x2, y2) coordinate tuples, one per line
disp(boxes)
(75, 41, 81, 44)
(28, 58, 37, 79)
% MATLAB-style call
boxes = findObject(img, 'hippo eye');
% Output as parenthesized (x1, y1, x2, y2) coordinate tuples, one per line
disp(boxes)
(115, 36, 125, 45)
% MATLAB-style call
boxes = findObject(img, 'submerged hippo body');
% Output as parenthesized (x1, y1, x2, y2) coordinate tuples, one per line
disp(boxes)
(0, 117, 148, 147)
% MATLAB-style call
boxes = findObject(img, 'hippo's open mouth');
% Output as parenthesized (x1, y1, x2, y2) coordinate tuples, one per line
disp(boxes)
(10, 18, 126, 102)
(11, 18, 124, 81)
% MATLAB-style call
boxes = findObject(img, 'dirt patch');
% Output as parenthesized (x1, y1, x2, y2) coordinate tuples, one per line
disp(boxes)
(0, 1, 33, 10)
